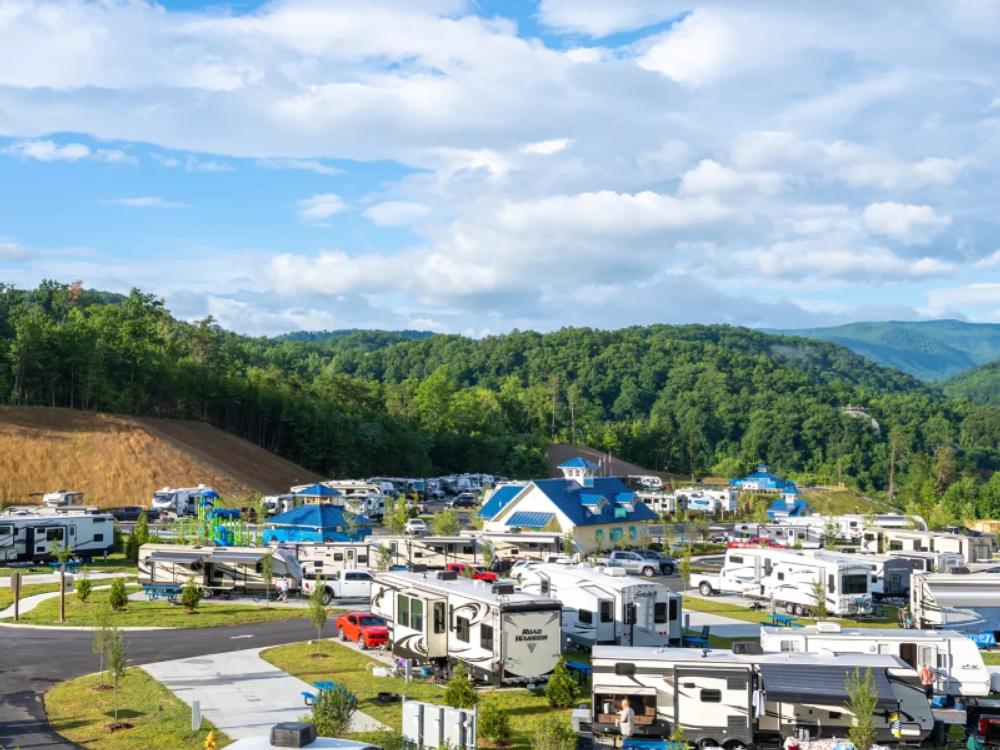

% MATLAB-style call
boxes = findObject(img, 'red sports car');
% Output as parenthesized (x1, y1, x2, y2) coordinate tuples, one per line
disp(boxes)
(446, 562, 498, 581)
(335, 611, 390, 649)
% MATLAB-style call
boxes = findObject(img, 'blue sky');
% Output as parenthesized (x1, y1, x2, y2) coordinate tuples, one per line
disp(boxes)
(1, 0, 998, 335)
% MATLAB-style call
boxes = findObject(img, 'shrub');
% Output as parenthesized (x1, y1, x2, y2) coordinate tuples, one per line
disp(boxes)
(531, 715, 576, 750)
(544, 658, 578, 708)
(478, 695, 512, 745)
(310, 687, 357, 736)
(846, 668, 878, 750)
(309, 576, 328, 641)
(181, 578, 202, 612)
(108, 578, 129, 611)
(444, 663, 478, 708)
(75, 575, 93, 602)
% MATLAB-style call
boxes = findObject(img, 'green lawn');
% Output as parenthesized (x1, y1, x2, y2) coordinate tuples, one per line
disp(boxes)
(682, 593, 901, 629)
(16, 587, 311, 628)
(46, 667, 231, 749)
(983, 652, 1000, 665)
(261, 640, 570, 750)
(1, 553, 138, 578)
(0, 580, 64, 610)
(801, 489, 890, 516)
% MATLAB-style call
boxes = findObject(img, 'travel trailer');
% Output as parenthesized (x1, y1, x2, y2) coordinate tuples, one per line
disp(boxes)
(627, 475, 664, 491)
(670, 487, 738, 514)
(517, 562, 681, 648)
(150, 485, 218, 517)
(590, 646, 934, 746)
(137, 543, 303, 595)
(760, 623, 991, 697)
(861, 529, 995, 564)
(40, 489, 87, 509)
(294, 542, 376, 576)
(321, 481, 387, 519)
(374, 535, 482, 568)
(370, 569, 562, 685)
(473, 531, 564, 563)
(0, 512, 114, 563)
(263, 493, 299, 516)
(887, 550, 964, 574)
(910, 572, 1000, 632)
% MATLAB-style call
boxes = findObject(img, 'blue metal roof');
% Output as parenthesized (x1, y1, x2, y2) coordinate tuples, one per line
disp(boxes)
(268, 504, 350, 528)
(579, 493, 606, 507)
(531, 477, 658, 527)
(558, 456, 598, 470)
(506, 511, 556, 528)
(478, 484, 524, 519)
(767, 497, 810, 519)
(294, 483, 341, 497)
(614, 492, 636, 505)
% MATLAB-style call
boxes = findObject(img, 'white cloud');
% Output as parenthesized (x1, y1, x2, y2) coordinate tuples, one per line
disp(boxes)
(363, 201, 431, 227)
(746, 241, 953, 283)
(6, 139, 90, 161)
(637, 11, 736, 86)
(110, 196, 187, 208)
(679, 159, 784, 196)
(297, 193, 347, 226)
(268, 250, 412, 296)
(974, 251, 1000, 269)
(0, 237, 30, 261)
(862, 202, 951, 246)
(520, 138, 573, 156)
(537, 0, 681, 36)
(258, 158, 343, 175)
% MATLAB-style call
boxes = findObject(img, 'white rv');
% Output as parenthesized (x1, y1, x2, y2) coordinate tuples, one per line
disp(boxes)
(370, 569, 562, 685)
(671, 487, 738, 514)
(150, 485, 217, 517)
(591, 646, 934, 747)
(0, 512, 114, 563)
(321, 481, 387, 519)
(887, 550, 964, 574)
(138, 543, 303, 595)
(517, 562, 681, 648)
(263, 493, 299, 516)
(295, 541, 376, 575)
(861, 529, 996, 563)
(760, 622, 990, 697)
(910, 572, 1000, 632)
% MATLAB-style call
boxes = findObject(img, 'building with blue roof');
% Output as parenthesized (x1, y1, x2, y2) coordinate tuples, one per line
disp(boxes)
(262, 504, 369, 544)
(729, 464, 798, 494)
(477, 457, 657, 553)
(293, 483, 342, 504)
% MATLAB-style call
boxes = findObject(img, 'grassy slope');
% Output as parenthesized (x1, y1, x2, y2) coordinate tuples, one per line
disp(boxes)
(46, 668, 230, 749)
(0, 405, 319, 507)
(15, 587, 310, 627)
(262, 640, 566, 750)
(683, 593, 900, 629)
(801, 489, 892, 515)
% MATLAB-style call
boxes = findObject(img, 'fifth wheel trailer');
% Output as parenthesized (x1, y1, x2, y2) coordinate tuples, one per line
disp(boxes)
(590, 647, 934, 748)
(760, 623, 990, 697)
(0, 512, 114, 563)
(370, 569, 562, 685)
(911, 572, 1000, 633)
(138, 543, 303, 595)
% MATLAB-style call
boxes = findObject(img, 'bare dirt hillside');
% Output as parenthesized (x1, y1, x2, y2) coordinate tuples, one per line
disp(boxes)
(547, 443, 665, 479)
(0, 406, 321, 507)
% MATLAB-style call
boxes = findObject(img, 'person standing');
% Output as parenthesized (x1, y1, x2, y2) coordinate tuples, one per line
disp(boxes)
(919, 663, 934, 696)
(278, 577, 289, 602)
(617, 697, 635, 747)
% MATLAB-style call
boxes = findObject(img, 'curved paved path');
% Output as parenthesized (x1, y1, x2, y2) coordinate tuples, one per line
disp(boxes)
(0, 617, 315, 749)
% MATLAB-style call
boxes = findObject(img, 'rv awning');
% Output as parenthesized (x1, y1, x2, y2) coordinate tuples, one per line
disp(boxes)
(148, 552, 207, 565)
(758, 664, 898, 709)
(210, 551, 263, 565)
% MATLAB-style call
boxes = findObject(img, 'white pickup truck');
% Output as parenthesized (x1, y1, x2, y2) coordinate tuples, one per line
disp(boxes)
(301, 569, 374, 604)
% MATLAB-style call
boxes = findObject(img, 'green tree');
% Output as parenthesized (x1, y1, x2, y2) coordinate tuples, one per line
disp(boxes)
(478, 694, 513, 745)
(809, 578, 828, 619)
(92, 608, 113, 686)
(129, 512, 150, 562)
(108, 627, 127, 723)
(75, 573, 93, 602)
(544, 658, 578, 708)
(108, 578, 129, 611)
(181, 577, 202, 613)
(310, 686, 358, 736)
(432, 509, 459, 536)
(261, 552, 274, 604)
(481, 541, 494, 569)
(845, 668, 878, 750)
(309, 576, 328, 641)
(561, 534, 575, 556)
(531, 715, 576, 750)
(386, 497, 410, 535)
(669, 724, 687, 745)
(677, 548, 692, 592)
(377, 545, 392, 571)
(444, 663, 478, 708)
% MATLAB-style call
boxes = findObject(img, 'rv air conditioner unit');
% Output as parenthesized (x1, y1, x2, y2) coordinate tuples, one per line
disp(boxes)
(410, 564, 428, 573)
(270, 722, 316, 747)
(492, 583, 515, 595)
(437, 571, 458, 581)
(816, 621, 842, 633)
(732, 641, 764, 655)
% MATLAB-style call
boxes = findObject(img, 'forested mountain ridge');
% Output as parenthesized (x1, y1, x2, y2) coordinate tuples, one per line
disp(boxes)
(773, 320, 1000, 381)
(4, 280, 1000, 527)
(943, 360, 1000, 407)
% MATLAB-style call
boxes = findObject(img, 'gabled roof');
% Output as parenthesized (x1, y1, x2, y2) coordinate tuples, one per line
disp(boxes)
(579, 493, 606, 508)
(530, 477, 658, 527)
(506, 511, 556, 528)
(558, 456, 598, 470)
(268, 504, 351, 528)
(478, 484, 525, 519)
(294, 483, 341, 497)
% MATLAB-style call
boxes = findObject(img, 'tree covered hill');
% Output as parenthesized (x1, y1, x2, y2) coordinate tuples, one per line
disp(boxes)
(773, 319, 1000, 381)
(943, 360, 1000, 406)
(4, 281, 1000, 526)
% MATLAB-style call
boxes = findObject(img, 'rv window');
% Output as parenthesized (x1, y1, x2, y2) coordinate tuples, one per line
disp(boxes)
(727, 677, 747, 690)
(776, 572, 784, 581)
(780, 640, 800, 652)
(347, 550, 354, 560)
(481, 624, 494, 650)
(46, 528, 64, 542)
(829, 712, 842, 719)
(94, 533, 104, 542)
(434, 602, 446, 634)
(69, 527, 75, 536)
(358, 554, 368, 564)
(729, 555, 743, 564)
(700, 690, 722, 703)
(654, 602, 668, 624)
(889, 541, 903, 551)
(463, 546, 474, 555)
(938, 654, 952, 669)
(864, 533, 875, 542)
(579, 609, 593, 625)
(828, 574, 836, 593)
(411, 598, 424, 631)
(669, 598, 679, 621)
(398, 595, 410, 628)
(0, 526, 10, 535)
(600, 601, 614, 623)
(842, 574, 868, 594)
(334, 553, 344, 562)
(541, 580, 550, 595)
(314, 561, 323, 568)
(456, 616, 470, 643)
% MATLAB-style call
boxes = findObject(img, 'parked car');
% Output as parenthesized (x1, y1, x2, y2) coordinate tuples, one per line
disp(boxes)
(405, 518, 428, 535)
(446, 562, 498, 582)
(633, 549, 678, 575)
(727, 536, 782, 549)
(108, 506, 144, 522)
(450, 492, 478, 508)
(335, 611, 390, 650)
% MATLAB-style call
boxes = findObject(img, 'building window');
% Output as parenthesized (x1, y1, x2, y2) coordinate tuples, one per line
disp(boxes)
(456, 616, 470, 643)
(701, 690, 722, 703)
(595, 529, 605, 542)
(611, 527, 623, 540)
(481, 624, 494, 650)
(579, 609, 593, 625)
(629, 526, 637, 538)
(600, 600, 614, 623)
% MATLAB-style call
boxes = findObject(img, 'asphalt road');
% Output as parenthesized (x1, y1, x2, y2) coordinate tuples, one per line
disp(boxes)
(0, 617, 317, 749)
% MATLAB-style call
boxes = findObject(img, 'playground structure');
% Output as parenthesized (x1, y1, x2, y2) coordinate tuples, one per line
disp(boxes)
(169, 500, 260, 547)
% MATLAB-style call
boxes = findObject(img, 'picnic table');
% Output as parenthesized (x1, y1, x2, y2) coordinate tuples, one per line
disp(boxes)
(142, 583, 182, 604)
(566, 660, 592, 685)
(48, 561, 82, 573)
(767, 613, 800, 627)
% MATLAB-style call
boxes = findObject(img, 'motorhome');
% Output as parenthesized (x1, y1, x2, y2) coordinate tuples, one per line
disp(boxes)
(137, 543, 303, 595)
(370, 569, 562, 685)
(0, 512, 114, 563)
(910, 572, 1000, 632)
(861, 528, 995, 563)
(517, 562, 681, 648)
(760, 622, 990, 697)
(151, 485, 218, 517)
(590, 646, 934, 747)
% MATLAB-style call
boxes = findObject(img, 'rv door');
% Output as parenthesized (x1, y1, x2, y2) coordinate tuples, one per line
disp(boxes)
(673, 666, 753, 745)
(427, 598, 448, 658)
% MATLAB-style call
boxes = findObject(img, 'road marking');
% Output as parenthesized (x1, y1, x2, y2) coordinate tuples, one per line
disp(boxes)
(230, 634, 255, 639)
